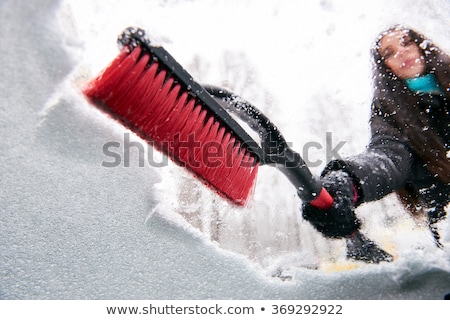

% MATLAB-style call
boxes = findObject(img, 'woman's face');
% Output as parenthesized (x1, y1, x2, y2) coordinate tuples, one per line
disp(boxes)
(378, 30, 426, 80)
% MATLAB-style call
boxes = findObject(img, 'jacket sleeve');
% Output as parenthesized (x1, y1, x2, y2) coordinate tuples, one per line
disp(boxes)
(323, 105, 413, 204)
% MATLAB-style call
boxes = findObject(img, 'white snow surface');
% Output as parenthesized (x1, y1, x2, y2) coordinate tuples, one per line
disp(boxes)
(1, 0, 450, 299)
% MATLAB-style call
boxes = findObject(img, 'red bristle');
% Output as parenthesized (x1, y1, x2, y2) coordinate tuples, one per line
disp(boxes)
(177, 107, 208, 161)
(228, 145, 246, 181)
(106, 51, 148, 116)
(194, 116, 216, 170)
(84, 46, 259, 205)
(83, 50, 130, 99)
(202, 121, 222, 160)
(199, 125, 226, 183)
(179, 103, 204, 135)
(195, 116, 215, 151)
(142, 78, 178, 136)
(154, 82, 181, 127)
(128, 64, 160, 125)
(88, 48, 141, 103)
(232, 152, 257, 199)
(111, 52, 150, 118)
(222, 136, 240, 181)
(166, 98, 197, 146)
(135, 70, 167, 129)
(158, 91, 189, 140)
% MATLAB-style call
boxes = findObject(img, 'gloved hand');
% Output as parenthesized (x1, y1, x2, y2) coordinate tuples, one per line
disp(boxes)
(301, 170, 361, 239)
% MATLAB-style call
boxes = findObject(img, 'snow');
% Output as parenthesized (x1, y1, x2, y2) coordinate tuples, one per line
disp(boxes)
(1, 0, 450, 300)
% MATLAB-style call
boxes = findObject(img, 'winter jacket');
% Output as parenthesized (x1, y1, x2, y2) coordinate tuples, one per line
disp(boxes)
(323, 93, 449, 217)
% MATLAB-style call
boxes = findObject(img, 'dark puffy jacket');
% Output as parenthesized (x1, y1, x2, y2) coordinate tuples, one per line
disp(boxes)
(323, 94, 449, 217)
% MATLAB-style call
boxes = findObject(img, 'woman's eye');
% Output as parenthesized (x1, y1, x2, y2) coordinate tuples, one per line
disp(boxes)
(401, 36, 413, 46)
(382, 51, 393, 60)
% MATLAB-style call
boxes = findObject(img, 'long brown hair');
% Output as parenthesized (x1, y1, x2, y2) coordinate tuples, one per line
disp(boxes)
(370, 26, 450, 213)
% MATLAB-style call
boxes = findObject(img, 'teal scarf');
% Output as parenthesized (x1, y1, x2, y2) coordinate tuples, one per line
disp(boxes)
(405, 73, 444, 95)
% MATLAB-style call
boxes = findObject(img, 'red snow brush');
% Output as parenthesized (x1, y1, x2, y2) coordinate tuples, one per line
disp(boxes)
(83, 27, 333, 209)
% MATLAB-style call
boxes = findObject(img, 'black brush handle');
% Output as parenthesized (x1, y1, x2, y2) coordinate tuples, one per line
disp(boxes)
(204, 85, 333, 206)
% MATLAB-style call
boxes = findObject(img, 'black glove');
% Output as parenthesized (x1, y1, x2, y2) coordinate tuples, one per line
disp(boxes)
(301, 170, 361, 238)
